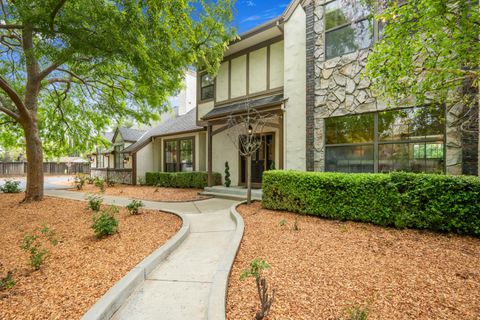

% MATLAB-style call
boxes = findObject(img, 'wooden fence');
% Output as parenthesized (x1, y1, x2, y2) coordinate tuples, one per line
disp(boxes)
(0, 162, 91, 176)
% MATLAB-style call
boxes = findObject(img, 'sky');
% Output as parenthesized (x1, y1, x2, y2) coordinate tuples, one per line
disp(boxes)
(233, 0, 291, 33)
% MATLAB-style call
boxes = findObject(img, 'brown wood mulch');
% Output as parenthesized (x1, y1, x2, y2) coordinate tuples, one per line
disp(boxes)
(71, 184, 207, 202)
(227, 202, 480, 320)
(0, 194, 181, 320)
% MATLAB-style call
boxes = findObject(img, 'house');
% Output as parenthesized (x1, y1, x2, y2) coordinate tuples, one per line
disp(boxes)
(97, 0, 479, 186)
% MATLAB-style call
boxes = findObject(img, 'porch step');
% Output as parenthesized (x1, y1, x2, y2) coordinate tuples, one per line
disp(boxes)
(201, 186, 263, 201)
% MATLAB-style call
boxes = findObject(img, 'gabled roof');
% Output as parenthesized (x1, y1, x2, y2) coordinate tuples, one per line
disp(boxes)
(102, 131, 114, 141)
(123, 109, 204, 154)
(116, 127, 147, 142)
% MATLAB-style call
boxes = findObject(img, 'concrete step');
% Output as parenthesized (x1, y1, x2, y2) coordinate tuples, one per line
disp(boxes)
(200, 191, 262, 202)
(204, 186, 263, 198)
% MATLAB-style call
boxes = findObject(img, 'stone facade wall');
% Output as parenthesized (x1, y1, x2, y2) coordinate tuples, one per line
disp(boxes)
(311, 0, 473, 175)
(90, 169, 133, 185)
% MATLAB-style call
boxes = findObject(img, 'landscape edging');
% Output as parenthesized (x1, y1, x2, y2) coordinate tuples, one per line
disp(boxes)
(81, 210, 191, 320)
(207, 201, 246, 320)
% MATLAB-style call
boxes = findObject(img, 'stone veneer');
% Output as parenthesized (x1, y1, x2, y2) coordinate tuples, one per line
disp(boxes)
(311, 0, 473, 175)
(90, 169, 133, 185)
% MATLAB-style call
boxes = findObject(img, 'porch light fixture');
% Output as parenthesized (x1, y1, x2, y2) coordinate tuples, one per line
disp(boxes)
(248, 125, 253, 135)
(123, 155, 129, 163)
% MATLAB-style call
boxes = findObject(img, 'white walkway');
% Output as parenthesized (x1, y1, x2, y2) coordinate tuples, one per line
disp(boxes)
(45, 190, 239, 320)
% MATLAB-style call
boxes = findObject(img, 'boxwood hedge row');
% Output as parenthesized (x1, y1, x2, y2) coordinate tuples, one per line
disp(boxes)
(145, 171, 222, 189)
(262, 171, 480, 237)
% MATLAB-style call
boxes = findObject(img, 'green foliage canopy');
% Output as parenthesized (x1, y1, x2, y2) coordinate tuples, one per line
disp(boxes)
(0, 0, 236, 157)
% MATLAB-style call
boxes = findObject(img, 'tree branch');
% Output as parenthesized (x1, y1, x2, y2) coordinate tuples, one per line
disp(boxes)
(0, 75, 26, 119)
(0, 24, 24, 30)
(0, 105, 19, 121)
(50, 0, 68, 32)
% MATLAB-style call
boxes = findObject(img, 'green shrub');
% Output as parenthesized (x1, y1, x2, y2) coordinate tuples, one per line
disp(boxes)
(92, 206, 119, 237)
(20, 225, 58, 270)
(74, 174, 87, 190)
(262, 171, 480, 237)
(94, 177, 106, 192)
(86, 194, 103, 212)
(0, 180, 21, 193)
(225, 162, 231, 187)
(145, 171, 222, 188)
(126, 200, 144, 215)
(0, 270, 15, 290)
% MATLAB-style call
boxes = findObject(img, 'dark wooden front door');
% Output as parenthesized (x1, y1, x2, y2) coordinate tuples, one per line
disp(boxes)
(240, 133, 274, 185)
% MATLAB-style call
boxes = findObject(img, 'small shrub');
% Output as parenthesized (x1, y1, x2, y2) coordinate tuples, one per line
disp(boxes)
(20, 225, 58, 270)
(340, 304, 369, 320)
(137, 176, 146, 186)
(241, 259, 275, 320)
(94, 177, 106, 192)
(74, 174, 87, 190)
(106, 178, 116, 187)
(87, 194, 103, 212)
(126, 200, 144, 215)
(225, 161, 231, 188)
(92, 206, 119, 237)
(86, 176, 95, 184)
(145, 171, 222, 188)
(279, 219, 286, 227)
(0, 265, 15, 290)
(0, 180, 21, 193)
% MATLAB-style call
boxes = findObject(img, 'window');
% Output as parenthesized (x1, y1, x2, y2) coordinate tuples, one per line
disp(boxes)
(200, 73, 214, 101)
(114, 145, 124, 169)
(325, 106, 445, 174)
(325, 0, 374, 59)
(164, 138, 194, 172)
(96, 149, 104, 168)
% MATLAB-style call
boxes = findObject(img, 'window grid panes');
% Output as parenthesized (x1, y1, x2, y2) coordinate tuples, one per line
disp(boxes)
(325, 0, 373, 59)
(200, 74, 214, 101)
(96, 148, 104, 168)
(164, 138, 194, 173)
(114, 145, 124, 169)
(325, 106, 445, 174)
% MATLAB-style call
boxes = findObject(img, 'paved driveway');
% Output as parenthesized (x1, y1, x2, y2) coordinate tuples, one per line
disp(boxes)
(0, 175, 74, 191)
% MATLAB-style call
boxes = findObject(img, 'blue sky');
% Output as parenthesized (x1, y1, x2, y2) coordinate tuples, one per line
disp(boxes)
(233, 0, 291, 33)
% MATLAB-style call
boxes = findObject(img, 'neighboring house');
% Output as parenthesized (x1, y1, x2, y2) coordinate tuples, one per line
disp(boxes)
(96, 0, 479, 186)
(90, 127, 146, 184)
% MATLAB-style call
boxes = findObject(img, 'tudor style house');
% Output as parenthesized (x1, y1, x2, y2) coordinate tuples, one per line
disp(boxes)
(92, 0, 479, 186)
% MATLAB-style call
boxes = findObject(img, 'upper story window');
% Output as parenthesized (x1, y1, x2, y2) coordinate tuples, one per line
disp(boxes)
(200, 73, 214, 101)
(325, 0, 374, 60)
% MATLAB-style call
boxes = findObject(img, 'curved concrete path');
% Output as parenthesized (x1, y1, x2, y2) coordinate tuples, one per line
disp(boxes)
(45, 189, 239, 320)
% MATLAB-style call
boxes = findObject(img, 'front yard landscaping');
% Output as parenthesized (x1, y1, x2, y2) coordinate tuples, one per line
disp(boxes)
(227, 202, 480, 319)
(0, 193, 181, 319)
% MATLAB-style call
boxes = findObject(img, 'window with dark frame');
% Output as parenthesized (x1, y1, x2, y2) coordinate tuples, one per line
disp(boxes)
(325, 106, 446, 174)
(324, 0, 374, 60)
(200, 73, 214, 101)
(164, 138, 194, 172)
(96, 149, 104, 168)
(114, 145, 124, 169)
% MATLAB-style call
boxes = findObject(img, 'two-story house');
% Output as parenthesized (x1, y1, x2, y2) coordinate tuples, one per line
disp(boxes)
(116, 0, 479, 186)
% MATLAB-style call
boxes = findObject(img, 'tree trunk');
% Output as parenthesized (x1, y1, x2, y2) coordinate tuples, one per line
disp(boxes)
(247, 154, 252, 205)
(23, 118, 44, 202)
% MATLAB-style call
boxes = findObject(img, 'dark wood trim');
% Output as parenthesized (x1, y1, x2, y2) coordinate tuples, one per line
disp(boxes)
(163, 136, 196, 172)
(229, 19, 283, 47)
(212, 124, 230, 136)
(205, 103, 284, 124)
(279, 113, 284, 169)
(225, 36, 284, 62)
(197, 71, 215, 105)
(132, 153, 137, 185)
(207, 125, 213, 187)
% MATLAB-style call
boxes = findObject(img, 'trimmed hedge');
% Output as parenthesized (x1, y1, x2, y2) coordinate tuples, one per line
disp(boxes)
(145, 171, 222, 189)
(262, 170, 480, 237)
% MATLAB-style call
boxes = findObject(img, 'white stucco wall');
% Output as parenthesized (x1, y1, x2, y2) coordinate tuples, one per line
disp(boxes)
(136, 142, 154, 183)
(230, 55, 247, 98)
(198, 101, 214, 122)
(283, 5, 306, 171)
(270, 41, 285, 89)
(249, 47, 268, 94)
(216, 62, 230, 102)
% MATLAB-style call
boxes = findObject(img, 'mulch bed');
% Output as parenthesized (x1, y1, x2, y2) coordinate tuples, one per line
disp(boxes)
(72, 184, 207, 202)
(227, 202, 480, 320)
(0, 193, 181, 320)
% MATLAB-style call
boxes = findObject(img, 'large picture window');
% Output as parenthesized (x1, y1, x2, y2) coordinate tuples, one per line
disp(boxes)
(164, 138, 194, 172)
(200, 73, 214, 101)
(325, 0, 374, 59)
(325, 106, 445, 173)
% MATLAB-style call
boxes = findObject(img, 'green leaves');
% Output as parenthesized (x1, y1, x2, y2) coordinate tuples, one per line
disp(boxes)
(240, 259, 271, 281)
(263, 170, 480, 237)
(364, 0, 479, 111)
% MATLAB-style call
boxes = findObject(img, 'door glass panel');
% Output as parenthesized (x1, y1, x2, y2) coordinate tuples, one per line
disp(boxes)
(165, 141, 177, 172)
(180, 139, 193, 172)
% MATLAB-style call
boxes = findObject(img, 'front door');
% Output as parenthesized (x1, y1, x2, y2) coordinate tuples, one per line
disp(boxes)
(240, 133, 274, 186)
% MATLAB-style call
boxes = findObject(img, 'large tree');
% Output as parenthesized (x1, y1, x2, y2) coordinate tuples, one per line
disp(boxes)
(364, 0, 479, 128)
(0, 0, 235, 201)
